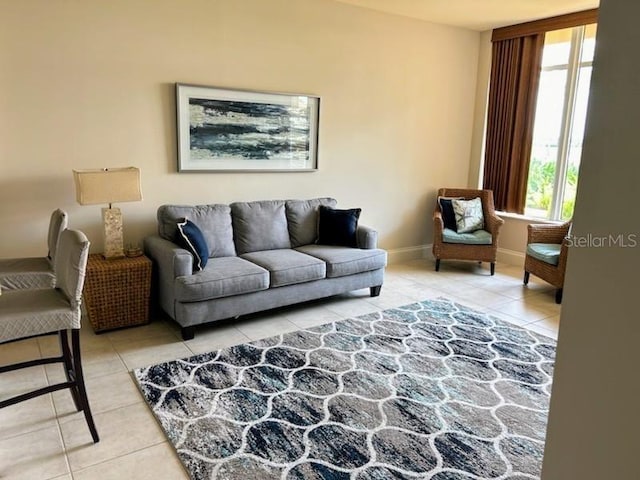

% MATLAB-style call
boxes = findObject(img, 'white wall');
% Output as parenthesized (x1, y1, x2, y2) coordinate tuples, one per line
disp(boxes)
(541, 0, 639, 477)
(467, 30, 492, 189)
(0, 0, 480, 259)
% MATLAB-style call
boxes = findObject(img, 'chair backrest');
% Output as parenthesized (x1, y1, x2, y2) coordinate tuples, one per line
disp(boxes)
(436, 188, 496, 221)
(54, 229, 90, 309)
(47, 209, 69, 262)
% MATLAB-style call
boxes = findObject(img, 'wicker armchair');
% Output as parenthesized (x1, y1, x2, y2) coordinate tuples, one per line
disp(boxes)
(432, 188, 504, 275)
(524, 221, 571, 304)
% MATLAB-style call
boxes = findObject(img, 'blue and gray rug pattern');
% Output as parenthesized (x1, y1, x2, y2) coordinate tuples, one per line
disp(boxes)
(134, 298, 555, 479)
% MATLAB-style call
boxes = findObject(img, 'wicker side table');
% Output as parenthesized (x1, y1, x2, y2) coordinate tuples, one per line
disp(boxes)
(84, 254, 152, 332)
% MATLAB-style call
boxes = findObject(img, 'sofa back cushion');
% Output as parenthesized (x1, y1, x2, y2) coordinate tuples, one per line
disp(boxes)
(231, 200, 291, 254)
(285, 197, 337, 247)
(157, 204, 236, 258)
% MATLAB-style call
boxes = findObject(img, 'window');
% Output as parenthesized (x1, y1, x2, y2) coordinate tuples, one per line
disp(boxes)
(483, 9, 598, 216)
(525, 24, 597, 220)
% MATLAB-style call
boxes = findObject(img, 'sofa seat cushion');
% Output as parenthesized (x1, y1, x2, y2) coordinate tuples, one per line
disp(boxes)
(296, 245, 387, 278)
(526, 243, 561, 266)
(241, 249, 326, 287)
(175, 257, 269, 303)
(442, 228, 492, 245)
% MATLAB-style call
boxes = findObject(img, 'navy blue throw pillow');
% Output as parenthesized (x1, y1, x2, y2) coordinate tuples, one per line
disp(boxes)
(317, 206, 361, 247)
(177, 219, 209, 271)
(438, 197, 458, 231)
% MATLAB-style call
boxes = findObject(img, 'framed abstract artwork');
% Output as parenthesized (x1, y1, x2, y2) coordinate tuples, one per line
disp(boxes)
(176, 83, 320, 172)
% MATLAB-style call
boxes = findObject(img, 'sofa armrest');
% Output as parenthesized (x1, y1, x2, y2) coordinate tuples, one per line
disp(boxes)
(144, 235, 194, 320)
(143, 235, 193, 278)
(357, 225, 378, 249)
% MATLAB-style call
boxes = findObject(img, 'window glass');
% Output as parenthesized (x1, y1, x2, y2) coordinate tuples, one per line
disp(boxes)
(524, 24, 596, 221)
(561, 65, 592, 220)
(526, 69, 568, 218)
(541, 29, 571, 67)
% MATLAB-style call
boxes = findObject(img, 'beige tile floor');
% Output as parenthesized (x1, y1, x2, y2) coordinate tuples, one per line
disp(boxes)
(0, 259, 561, 479)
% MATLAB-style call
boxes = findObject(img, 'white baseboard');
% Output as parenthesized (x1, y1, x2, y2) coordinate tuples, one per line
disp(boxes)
(385, 244, 524, 267)
(386, 244, 431, 264)
(497, 247, 525, 267)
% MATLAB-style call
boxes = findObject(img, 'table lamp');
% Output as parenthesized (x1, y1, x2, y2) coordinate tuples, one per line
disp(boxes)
(73, 167, 142, 259)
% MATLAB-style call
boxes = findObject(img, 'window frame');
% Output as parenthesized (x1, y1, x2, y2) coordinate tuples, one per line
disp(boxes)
(551, 26, 586, 221)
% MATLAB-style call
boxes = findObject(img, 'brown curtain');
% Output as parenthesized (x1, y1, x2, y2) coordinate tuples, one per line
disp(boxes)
(483, 34, 544, 213)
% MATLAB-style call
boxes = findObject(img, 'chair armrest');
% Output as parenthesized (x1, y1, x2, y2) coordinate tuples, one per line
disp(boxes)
(357, 225, 378, 249)
(556, 234, 571, 267)
(433, 210, 444, 232)
(528, 221, 571, 244)
(143, 235, 192, 278)
(485, 214, 504, 245)
(485, 213, 504, 232)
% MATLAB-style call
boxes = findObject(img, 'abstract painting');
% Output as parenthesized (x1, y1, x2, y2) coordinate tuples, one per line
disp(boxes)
(176, 84, 319, 172)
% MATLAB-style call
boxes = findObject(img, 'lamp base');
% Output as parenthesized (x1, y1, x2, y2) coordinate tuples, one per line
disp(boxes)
(102, 207, 125, 259)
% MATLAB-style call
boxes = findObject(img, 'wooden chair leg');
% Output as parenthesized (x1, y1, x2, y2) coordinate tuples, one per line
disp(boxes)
(71, 329, 99, 443)
(490, 263, 495, 276)
(555, 288, 563, 304)
(524, 271, 530, 285)
(435, 259, 441, 272)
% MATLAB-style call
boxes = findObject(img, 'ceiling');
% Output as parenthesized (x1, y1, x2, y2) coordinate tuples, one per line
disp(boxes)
(333, 0, 599, 31)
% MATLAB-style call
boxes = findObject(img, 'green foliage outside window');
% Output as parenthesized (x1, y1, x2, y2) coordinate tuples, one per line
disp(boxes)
(526, 157, 578, 220)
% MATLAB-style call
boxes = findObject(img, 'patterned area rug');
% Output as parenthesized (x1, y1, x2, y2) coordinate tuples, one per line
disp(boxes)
(134, 298, 555, 479)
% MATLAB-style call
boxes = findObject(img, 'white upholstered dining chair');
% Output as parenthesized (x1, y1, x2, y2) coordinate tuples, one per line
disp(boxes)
(0, 208, 68, 290)
(0, 229, 99, 443)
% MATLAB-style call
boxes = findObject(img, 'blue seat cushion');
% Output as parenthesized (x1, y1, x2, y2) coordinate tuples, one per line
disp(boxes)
(442, 228, 492, 245)
(526, 243, 561, 265)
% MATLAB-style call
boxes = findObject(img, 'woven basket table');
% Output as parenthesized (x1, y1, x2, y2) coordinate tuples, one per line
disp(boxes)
(84, 254, 151, 332)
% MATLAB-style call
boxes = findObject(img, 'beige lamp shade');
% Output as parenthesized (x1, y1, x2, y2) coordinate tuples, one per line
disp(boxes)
(73, 167, 142, 259)
(73, 167, 142, 206)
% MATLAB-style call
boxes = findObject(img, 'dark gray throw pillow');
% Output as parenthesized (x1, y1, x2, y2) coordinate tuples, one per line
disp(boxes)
(317, 206, 361, 247)
(438, 197, 459, 231)
(177, 219, 209, 272)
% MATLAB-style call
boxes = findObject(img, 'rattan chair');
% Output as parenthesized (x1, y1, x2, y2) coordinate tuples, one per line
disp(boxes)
(0, 209, 68, 290)
(524, 221, 571, 304)
(0, 229, 99, 443)
(432, 188, 504, 275)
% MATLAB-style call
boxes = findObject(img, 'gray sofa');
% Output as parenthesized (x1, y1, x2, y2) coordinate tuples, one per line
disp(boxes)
(144, 198, 387, 339)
